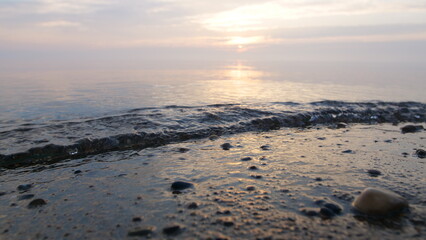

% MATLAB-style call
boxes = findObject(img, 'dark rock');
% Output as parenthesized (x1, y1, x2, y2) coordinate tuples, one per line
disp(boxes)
(260, 145, 270, 150)
(74, 170, 82, 174)
(415, 149, 426, 158)
(320, 207, 336, 218)
(241, 157, 252, 161)
(342, 150, 353, 154)
(18, 194, 35, 201)
(172, 190, 182, 194)
(300, 208, 319, 217)
(221, 143, 232, 150)
(162, 225, 183, 235)
(317, 137, 326, 140)
(171, 181, 193, 190)
(17, 184, 32, 192)
(187, 202, 198, 209)
(315, 177, 322, 181)
(336, 122, 347, 129)
(0, 192, 6, 196)
(248, 166, 258, 170)
(132, 217, 142, 222)
(324, 203, 342, 214)
(367, 169, 382, 177)
(177, 148, 190, 153)
(401, 125, 424, 134)
(128, 227, 155, 237)
(27, 198, 47, 208)
(223, 221, 234, 227)
(246, 186, 256, 191)
(250, 175, 262, 179)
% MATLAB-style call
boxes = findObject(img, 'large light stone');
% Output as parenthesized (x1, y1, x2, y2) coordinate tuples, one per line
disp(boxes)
(352, 188, 408, 215)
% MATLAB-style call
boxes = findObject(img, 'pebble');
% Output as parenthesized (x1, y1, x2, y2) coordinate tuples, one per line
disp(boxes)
(248, 166, 258, 170)
(250, 175, 262, 179)
(128, 227, 155, 237)
(320, 207, 335, 218)
(162, 225, 183, 235)
(73, 170, 82, 174)
(260, 145, 270, 150)
(241, 157, 252, 161)
(18, 194, 35, 201)
(415, 149, 426, 158)
(401, 125, 424, 134)
(171, 181, 193, 191)
(336, 122, 347, 129)
(177, 148, 190, 153)
(187, 202, 198, 209)
(246, 186, 256, 191)
(300, 208, 319, 217)
(352, 188, 408, 215)
(132, 217, 142, 222)
(342, 150, 353, 154)
(323, 203, 342, 214)
(367, 169, 382, 177)
(221, 143, 232, 150)
(27, 199, 47, 209)
(17, 184, 32, 192)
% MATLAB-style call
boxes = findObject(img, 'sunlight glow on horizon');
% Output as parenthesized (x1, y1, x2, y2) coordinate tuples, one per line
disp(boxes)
(1, 0, 426, 57)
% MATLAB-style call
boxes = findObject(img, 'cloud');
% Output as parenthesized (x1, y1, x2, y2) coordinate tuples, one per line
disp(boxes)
(38, 20, 81, 28)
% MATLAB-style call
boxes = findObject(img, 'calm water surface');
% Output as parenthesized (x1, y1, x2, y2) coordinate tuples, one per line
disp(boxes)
(0, 61, 424, 122)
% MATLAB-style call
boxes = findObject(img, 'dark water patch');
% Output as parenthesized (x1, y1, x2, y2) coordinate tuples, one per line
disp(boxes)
(0, 101, 425, 168)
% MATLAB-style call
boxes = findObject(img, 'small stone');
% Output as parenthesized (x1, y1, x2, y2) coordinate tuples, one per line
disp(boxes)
(248, 166, 258, 170)
(223, 221, 234, 227)
(74, 170, 82, 174)
(342, 150, 353, 154)
(324, 203, 342, 214)
(162, 225, 182, 235)
(315, 177, 322, 181)
(241, 157, 252, 161)
(300, 208, 319, 217)
(0, 192, 6, 196)
(187, 202, 198, 209)
(401, 125, 424, 134)
(172, 190, 182, 194)
(132, 217, 142, 222)
(128, 227, 155, 237)
(367, 169, 382, 177)
(27, 199, 47, 209)
(221, 143, 232, 150)
(171, 181, 193, 191)
(352, 188, 409, 215)
(17, 184, 32, 192)
(177, 148, 190, 153)
(320, 207, 335, 218)
(336, 122, 347, 129)
(260, 145, 270, 150)
(18, 194, 35, 201)
(246, 186, 256, 191)
(250, 175, 262, 179)
(415, 149, 426, 158)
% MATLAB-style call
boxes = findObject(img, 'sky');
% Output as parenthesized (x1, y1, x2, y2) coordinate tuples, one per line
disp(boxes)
(1, 0, 426, 68)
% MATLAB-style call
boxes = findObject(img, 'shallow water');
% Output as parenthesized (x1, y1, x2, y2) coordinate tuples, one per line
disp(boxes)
(0, 124, 425, 239)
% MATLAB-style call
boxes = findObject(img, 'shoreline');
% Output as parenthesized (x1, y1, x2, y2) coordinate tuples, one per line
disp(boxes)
(0, 123, 425, 239)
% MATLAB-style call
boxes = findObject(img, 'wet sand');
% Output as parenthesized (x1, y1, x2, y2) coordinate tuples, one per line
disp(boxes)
(0, 123, 425, 239)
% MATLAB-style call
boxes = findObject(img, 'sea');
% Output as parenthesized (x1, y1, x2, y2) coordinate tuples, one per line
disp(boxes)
(0, 60, 425, 167)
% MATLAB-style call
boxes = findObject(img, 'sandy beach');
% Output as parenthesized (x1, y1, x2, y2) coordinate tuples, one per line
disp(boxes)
(0, 123, 425, 239)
